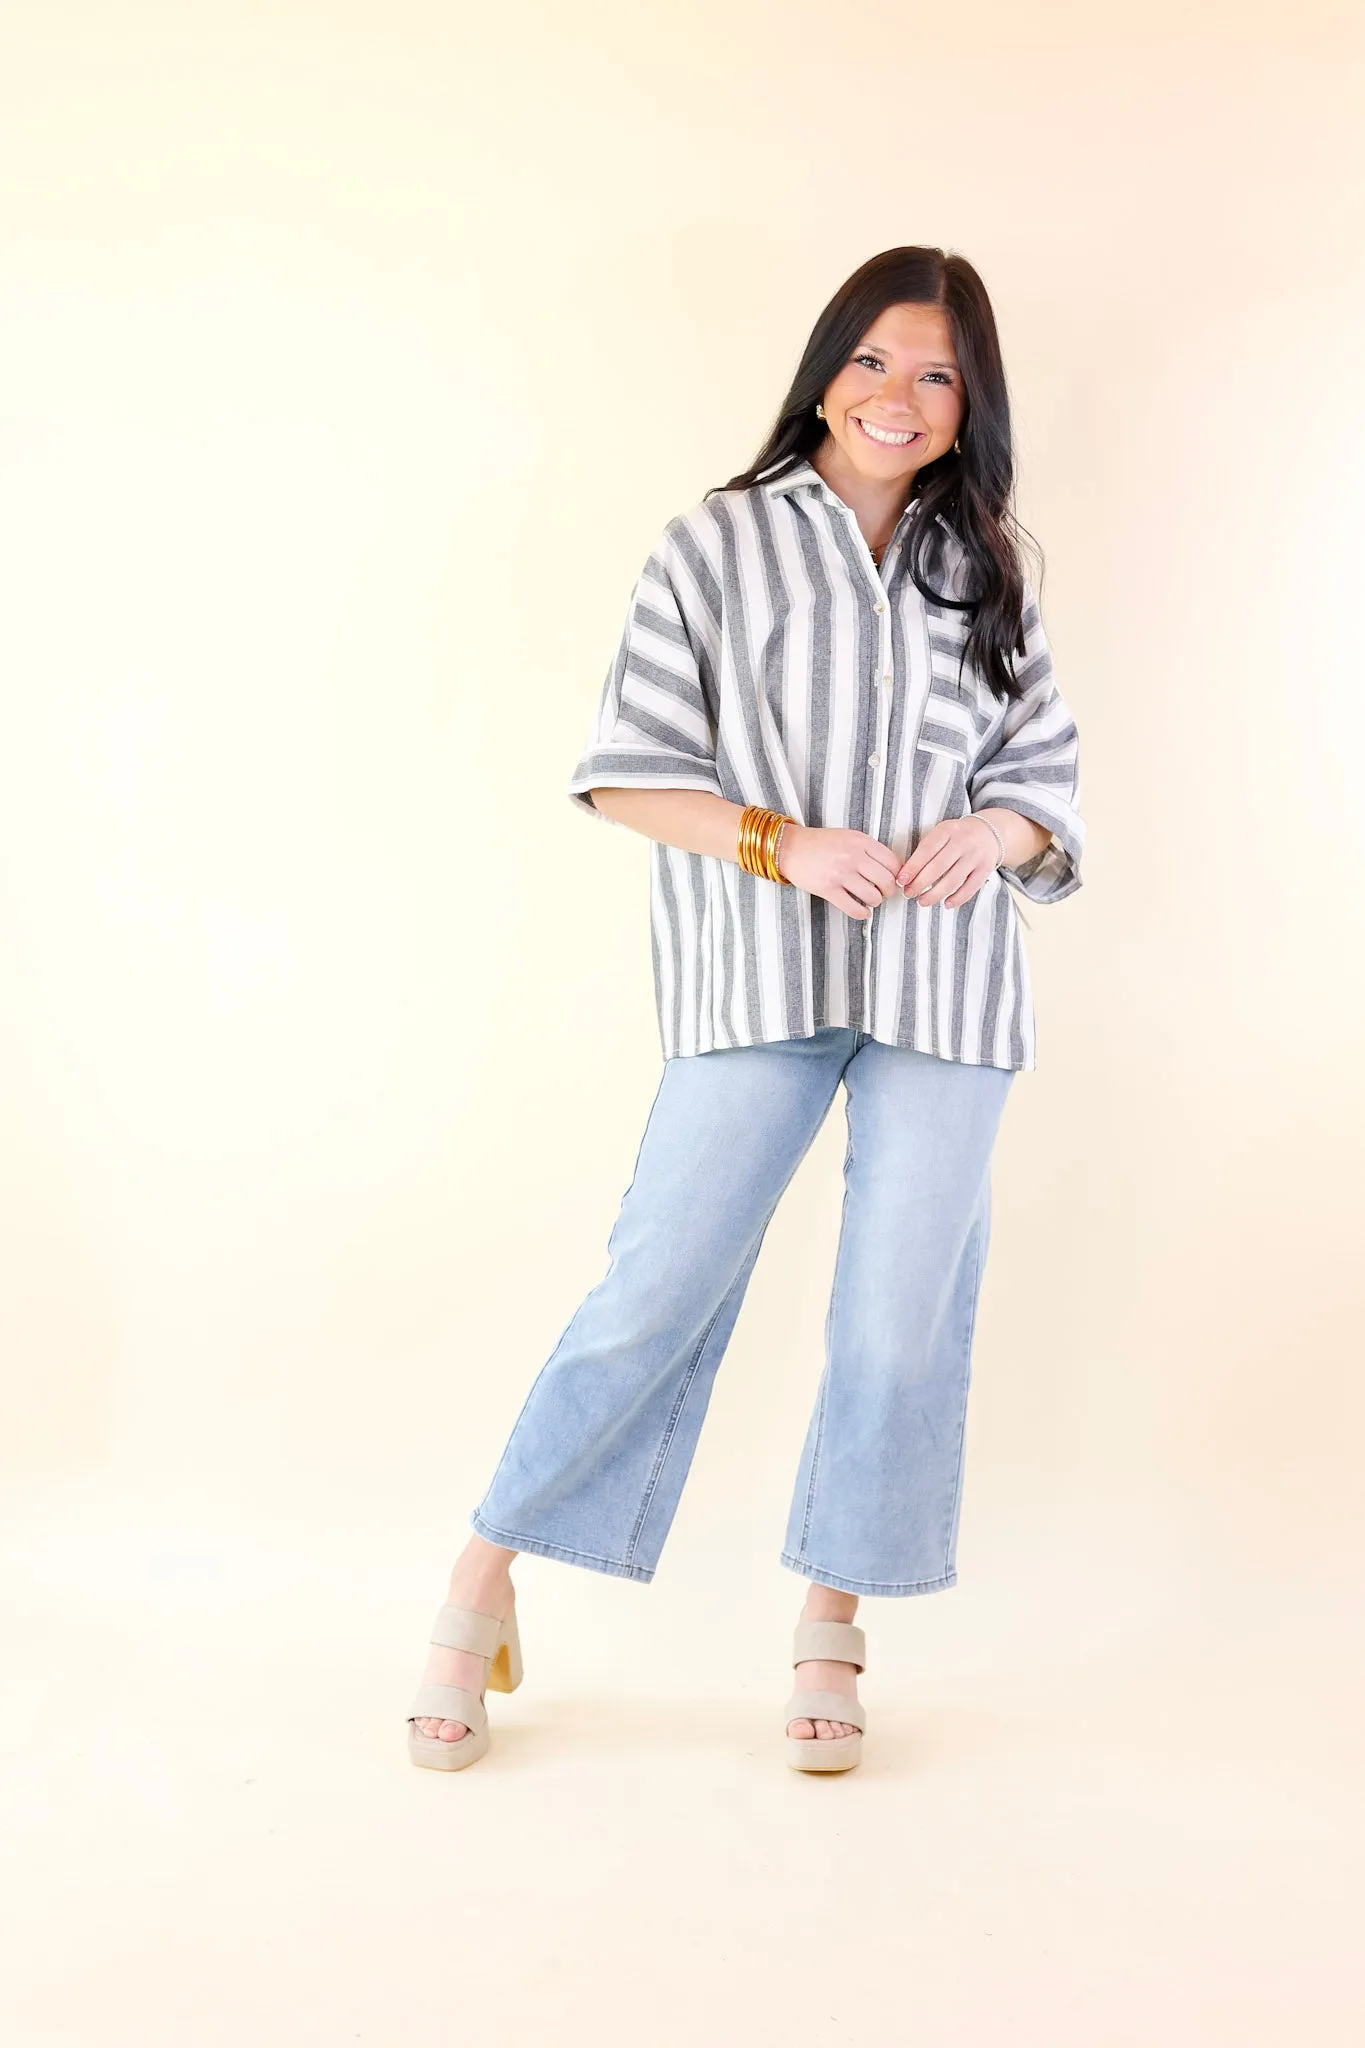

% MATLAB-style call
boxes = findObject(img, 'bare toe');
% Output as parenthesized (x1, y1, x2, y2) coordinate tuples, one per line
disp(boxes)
(414, 1714, 468, 1740)
(788, 1717, 815, 1739)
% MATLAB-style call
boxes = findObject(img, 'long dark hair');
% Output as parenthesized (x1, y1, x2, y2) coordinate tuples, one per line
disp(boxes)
(709, 246, 1039, 705)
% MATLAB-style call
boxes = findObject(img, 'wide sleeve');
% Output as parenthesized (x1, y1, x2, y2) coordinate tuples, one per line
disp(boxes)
(566, 518, 725, 824)
(967, 578, 1086, 904)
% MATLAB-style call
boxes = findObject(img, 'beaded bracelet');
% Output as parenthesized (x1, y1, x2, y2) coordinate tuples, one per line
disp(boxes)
(737, 804, 794, 883)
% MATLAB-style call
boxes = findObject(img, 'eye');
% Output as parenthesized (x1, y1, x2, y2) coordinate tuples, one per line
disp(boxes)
(852, 353, 956, 384)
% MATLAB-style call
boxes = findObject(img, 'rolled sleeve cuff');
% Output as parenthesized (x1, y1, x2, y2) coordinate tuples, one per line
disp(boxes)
(974, 791, 1084, 905)
(567, 748, 726, 823)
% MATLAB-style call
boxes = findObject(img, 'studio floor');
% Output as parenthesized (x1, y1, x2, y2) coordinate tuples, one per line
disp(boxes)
(1, 1475, 1357, 2047)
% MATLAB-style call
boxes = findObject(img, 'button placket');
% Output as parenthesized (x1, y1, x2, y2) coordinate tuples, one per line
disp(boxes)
(843, 511, 889, 826)
(830, 490, 911, 1021)
(866, 546, 896, 1026)
(871, 560, 896, 793)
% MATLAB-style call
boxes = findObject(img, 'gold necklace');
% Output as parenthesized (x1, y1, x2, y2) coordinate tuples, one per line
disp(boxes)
(870, 519, 901, 566)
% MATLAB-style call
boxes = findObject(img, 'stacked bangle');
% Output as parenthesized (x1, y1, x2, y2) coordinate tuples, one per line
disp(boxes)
(737, 804, 794, 883)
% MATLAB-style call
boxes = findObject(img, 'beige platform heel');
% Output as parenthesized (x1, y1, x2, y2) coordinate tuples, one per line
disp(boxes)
(406, 1598, 524, 1772)
(784, 1617, 867, 1773)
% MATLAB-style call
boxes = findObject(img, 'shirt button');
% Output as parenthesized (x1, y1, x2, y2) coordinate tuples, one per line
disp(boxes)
(873, 599, 886, 613)
(881, 673, 892, 688)
(868, 751, 881, 767)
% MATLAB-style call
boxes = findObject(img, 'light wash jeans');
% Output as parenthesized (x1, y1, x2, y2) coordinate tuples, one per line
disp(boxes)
(471, 1027, 1015, 1597)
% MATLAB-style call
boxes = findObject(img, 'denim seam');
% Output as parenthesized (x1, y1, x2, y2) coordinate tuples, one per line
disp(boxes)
(472, 1333, 574, 1523)
(624, 1270, 745, 1570)
(472, 1066, 670, 1526)
(941, 1196, 988, 1579)
(797, 1364, 831, 1558)
(798, 1114, 856, 1554)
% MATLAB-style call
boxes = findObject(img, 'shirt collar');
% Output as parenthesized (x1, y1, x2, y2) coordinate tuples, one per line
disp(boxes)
(757, 455, 924, 525)
(757, 456, 824, 498)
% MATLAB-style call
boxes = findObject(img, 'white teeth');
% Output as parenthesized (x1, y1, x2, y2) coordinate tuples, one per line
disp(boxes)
(857, 418, 918, 446)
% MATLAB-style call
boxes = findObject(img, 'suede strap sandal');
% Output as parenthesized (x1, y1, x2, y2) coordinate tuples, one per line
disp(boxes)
(784, 1617, 867, 1773)
(406, 1599, 523, 1772)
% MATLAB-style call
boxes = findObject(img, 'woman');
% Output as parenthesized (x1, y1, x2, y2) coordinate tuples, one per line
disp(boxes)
(407, 244, 1085, 1775)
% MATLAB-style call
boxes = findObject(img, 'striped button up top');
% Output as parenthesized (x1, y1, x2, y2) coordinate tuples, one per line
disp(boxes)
(568, 456, 1085, 1070)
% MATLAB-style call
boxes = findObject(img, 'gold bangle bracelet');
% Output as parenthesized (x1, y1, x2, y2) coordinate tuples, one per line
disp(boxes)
(737, 806, 754, 874)
(737, 805, 763, 876)
(744, 805, 775, 878)
(737, 804, 794, 884)
(760, 811, 782, 881)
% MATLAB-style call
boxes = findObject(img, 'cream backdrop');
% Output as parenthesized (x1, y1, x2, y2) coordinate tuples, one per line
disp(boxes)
(2, 4, 1361, 2044)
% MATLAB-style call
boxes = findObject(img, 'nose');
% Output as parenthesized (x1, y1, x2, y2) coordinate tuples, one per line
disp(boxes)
(874, 369, 921, 418)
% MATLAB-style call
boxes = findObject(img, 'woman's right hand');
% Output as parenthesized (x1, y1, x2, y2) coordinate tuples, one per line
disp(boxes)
(775, 823, 902, 921)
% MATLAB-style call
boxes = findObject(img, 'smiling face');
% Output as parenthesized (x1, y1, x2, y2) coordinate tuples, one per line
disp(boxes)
(818, 301, 965, 485)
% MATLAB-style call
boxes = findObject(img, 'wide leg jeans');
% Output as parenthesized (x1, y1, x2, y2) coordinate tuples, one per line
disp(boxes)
(471, 1027, 1016, 1597)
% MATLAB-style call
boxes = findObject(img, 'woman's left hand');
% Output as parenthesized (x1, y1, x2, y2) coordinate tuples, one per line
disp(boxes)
(896, 814, 1003, 908)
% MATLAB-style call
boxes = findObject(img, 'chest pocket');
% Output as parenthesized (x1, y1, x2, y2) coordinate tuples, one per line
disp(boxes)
(915, 730, 970, 829)
(916, 606, 1002, 831)
(914, 605, 974, 827)
(913, 600, 1010, 830)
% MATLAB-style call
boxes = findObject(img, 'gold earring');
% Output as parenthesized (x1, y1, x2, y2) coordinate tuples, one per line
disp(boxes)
(954, 438, 961, 452)
(815, 403, 825, 418)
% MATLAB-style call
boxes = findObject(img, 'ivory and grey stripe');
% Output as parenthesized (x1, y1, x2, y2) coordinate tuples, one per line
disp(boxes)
(568, 456, 1085, 1071)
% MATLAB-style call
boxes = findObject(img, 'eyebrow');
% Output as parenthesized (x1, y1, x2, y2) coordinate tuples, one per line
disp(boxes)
(857, 346, 958, 368)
